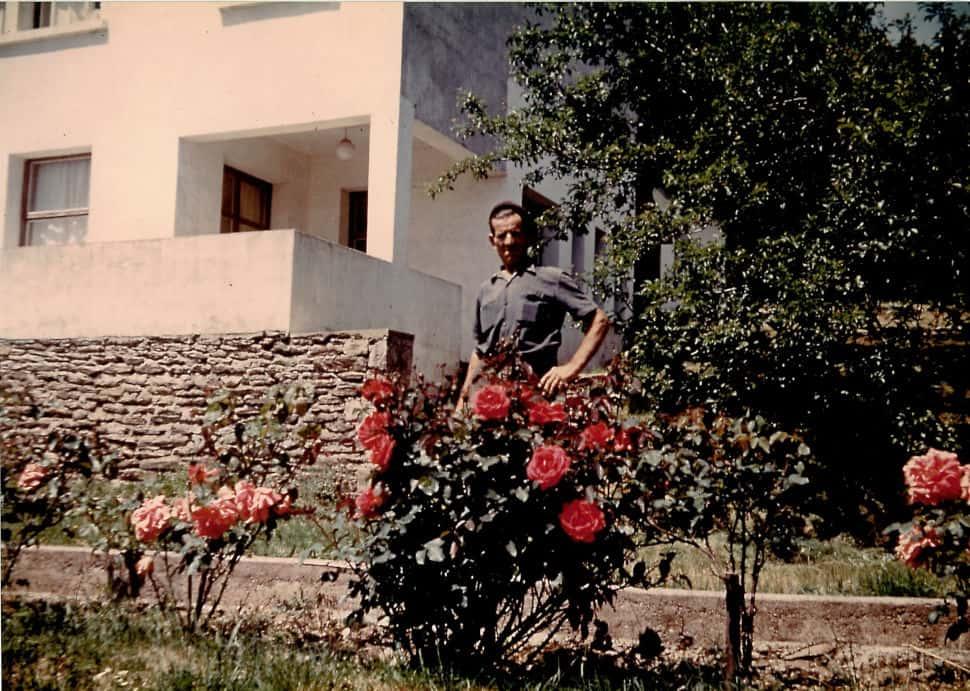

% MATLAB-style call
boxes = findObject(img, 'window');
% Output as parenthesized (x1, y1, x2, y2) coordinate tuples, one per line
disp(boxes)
(522, 186, 556, 267)
(1, 2, 99, 35)
(22, 154, 91, 246)
(221, 166, 272, 233)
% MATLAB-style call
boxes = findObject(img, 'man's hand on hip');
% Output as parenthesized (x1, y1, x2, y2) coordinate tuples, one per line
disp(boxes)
(539, 364, 579, 397)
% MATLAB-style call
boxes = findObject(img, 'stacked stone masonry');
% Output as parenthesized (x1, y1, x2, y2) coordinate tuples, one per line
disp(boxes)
(0, 330, 413, 483)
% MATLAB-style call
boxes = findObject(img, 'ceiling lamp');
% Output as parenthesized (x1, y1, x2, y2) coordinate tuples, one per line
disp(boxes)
(335, 128, 356, 160)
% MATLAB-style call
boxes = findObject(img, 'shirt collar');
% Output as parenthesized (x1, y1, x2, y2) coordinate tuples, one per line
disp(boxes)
(490, 263, 537, 283)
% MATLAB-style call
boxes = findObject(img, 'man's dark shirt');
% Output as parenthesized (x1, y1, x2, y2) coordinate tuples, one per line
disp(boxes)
(473, 264, 599, 376)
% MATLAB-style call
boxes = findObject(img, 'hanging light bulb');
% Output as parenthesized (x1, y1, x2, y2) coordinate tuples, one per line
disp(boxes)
(335, 128, 355, 160)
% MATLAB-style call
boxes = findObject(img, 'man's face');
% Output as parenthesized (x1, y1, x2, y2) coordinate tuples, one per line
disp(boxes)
(489, 213, 531, 271)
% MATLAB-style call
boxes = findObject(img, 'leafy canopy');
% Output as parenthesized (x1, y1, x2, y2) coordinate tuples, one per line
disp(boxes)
(434, 3, 969, 529)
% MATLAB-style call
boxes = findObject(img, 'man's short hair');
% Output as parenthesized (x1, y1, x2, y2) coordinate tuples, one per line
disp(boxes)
(488, 201, 535, 237)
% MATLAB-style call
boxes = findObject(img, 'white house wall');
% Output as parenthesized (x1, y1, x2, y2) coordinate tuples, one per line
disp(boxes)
(0, 1, 407, 248)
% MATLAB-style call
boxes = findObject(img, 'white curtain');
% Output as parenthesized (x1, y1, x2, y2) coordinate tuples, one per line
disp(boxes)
(29, 157, 90, 212)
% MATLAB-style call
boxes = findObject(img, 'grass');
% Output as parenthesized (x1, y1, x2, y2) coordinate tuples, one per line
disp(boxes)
(641, 534, 951, 598)
(1, 598, 727, 691)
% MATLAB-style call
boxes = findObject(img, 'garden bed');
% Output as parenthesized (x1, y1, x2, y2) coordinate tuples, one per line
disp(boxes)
(7, 545, 970, 657)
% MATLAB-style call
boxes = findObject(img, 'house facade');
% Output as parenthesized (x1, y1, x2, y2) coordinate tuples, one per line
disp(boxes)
(0, 1, 617, 374)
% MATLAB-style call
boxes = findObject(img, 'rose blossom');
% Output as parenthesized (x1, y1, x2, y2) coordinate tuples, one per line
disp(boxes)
(361, 378, 395, 405)
(528, 400, 567, 426)
(527, 445, 572, 490)
(962, 466, 970, 503)
(234, 481, 282, 524)
(191, 491, 239, 539)
(131, 496, 173, 543)
(903, 448, 963, 505)
(559, 499, 606, 543)
(579, 422, 614, 451)
(355, 485, 385, 518)
(358, 411, 391, 450)
(369, 433, 396, 471)
(134, 555, 155, 577)
(172, 494, 195, 522)
(895, 525, 942, 569)
(472, 384, 511, 420)
(17, 463, 48, 492)
(187, 462, 219, 486)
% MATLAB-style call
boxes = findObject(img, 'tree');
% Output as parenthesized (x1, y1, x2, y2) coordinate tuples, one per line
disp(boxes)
(433, 3, 969, 533)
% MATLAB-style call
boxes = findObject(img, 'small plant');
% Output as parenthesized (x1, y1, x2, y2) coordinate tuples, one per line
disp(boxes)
(343, 353, 668, 670)
(1, 387, 114, 586)
(638, 408, 814, 678)
(81, 384, 321, 632)
(887, 448, 970, 642)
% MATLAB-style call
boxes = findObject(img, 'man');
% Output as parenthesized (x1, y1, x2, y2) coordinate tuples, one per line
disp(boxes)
(456, 201, 611, 410)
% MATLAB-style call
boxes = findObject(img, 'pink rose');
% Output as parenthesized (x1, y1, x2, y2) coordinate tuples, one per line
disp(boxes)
(187, 462, 219, 486)
(135, 555, 155, 577)
(355, 485, 384, 518)
(358, 411, 391, 450)
(579, 422, 614, 451)
(895, 525, 942, 569)
(234, 481, 282, 524)
(361, 378, 395, 405)
(172, 494, 195, 522)
(559, 499, 606, 544)
(17, 463, 48, 492)
(191, 492, 239, 539)
(903, 448, 963, 505)
(369, 433, 396, 471)
(527, 400, 567, 426)
(131, 496, 173, 543)
(527, 445, 572, 490)
(962, 466, 970, 502)
(472, 384, 511, 420)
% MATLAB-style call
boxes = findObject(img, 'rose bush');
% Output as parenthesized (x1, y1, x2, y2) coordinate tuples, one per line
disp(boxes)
(889, 447, 970, 641)
(341, 354, 672, 669)
(1, 387, 114, 587)
(74, 384, 319, 631)
(633, 409, 815, 676)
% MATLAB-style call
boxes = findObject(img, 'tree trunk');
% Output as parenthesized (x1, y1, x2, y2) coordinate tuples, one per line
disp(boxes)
(723, 572, 743, 681)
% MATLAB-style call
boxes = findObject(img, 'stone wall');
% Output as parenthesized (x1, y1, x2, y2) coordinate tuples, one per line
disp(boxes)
(0, 330, 413, 483)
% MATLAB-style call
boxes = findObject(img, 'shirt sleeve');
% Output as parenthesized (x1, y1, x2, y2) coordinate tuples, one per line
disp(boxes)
(472, 293, 487, 355)
(555, 270, 599, 323)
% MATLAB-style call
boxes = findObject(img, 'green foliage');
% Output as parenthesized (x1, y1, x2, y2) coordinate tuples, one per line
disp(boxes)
(343, 356, 669, 670)
(639, 408, 815, 673)
(435, 3, 969, 531)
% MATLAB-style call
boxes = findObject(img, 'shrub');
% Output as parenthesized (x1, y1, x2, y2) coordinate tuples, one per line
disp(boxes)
(888, 447, 970, 641)
(638, 408, 814, 676)
(1, 387, 114, 586)
(77, 385, 321, 632)
(344, 356, 669, 670)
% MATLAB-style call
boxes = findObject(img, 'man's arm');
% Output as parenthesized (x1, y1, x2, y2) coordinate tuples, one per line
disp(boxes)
(455, 351, 483, 414)
(538, 308, 610, 397)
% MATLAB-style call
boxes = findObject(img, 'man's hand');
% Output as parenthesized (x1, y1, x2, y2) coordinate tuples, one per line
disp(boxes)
(539, 363, 580, 397)
(538, 309, 611, 397)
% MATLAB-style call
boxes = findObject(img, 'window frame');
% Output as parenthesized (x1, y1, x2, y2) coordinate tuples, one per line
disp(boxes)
(20, 153, 92, 247)
(0, 1, 101, 36)
(220, 165, 273, 234)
